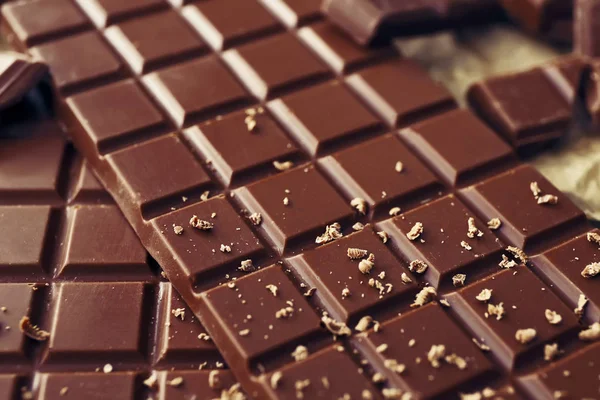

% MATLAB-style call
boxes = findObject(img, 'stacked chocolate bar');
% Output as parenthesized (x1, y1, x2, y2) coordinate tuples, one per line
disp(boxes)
(0, 1, 599, 399)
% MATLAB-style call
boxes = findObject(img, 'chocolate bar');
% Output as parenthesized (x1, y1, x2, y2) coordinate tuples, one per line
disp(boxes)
(500, 0, 573, 43)
(322, 0, 503, 46)
(467, 55, 586, 154)
(0, 51, 47, 110)
(3, 0, 600, 398)
(0, 116, 241, 399)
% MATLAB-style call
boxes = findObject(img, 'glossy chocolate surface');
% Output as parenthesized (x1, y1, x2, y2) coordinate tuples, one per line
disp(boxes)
(0, 51, 48, 110)
(3, 1, 598, 398)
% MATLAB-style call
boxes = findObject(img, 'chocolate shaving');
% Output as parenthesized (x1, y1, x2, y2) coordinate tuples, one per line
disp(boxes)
(467, 217, 483, 238)
(587, 231, 600, 245)
(499, 254, 517, 269)
(460, 241, 472, 251)
(427, 344, 446, 368)
(384, 358, 406, 374)
(347, 248, 368, 260)
(220, 244, 231, 253)
(487, 218, 501, 230)
(452, 274, 466, 287)
(545, 309, 562, 325)
(208, 370, 222, 389)
(248, 212, 262, 226)
(530, 181, 542, 197)
(173, 225, 184, 235)
(406, 222, 423, 241)
(537, 194, 558, 205)
(18, 316, 49, 341)
(445, 353, 467, 370)
(189, 216, 213, 231)
(475, 289, 492, 302)
(579, 322, 600, 341)
(350, 197, 368, 215)
(472, 338, 490, 352)
(354, 315, 374, 332)
(410, 286, 436, 308)
(487, 302, 504, 320)
(265, 284, 278, 297)
(353, 222, 365, 231)
(270, 371, 283, 389)
(315, 223, 343, 244)
(377, 230, 389, 243)
(401, 272, 413, 284)
(143, 371, 158, 389)
(515, 328, 537, 344)
(575, 294, 588, 316)
(506, 246, 528, 264)
(321, 314, 351, 336)
(171, 308, 185, 320)
(238, 259, 255, 272)
(544, 343, 560, 361)
(408, 259, 428, 274)
(291, 345, 308, 361)
(388, 207, 401, 217)
(581, 262, 600, 278)
(273, 160, 294, 171)
(358, 254, 375, 274)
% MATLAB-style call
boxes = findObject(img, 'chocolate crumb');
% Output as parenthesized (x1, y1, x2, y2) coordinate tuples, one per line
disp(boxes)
(283, 196, 290, 206)
(220, 244, 232, 253)
(315, 223, 343, 244)
(537, 194, 558, 205)
(587, 232, 600, 245)
(322, 314, 351, 336)
(384, 358, 406, 374)
(487, 302, 505, 320)
(487, 218, 502, 230)
(143, 372, 158, 389)
(291, 345, 308, 361)
(353, 222, 365, 231)
(376, 343, 388, 353)
(530, 181, 542, 197)
(347, 248, 368, 260)
(452, 274, 466, 287)
(408, 259, 428, 274)
(341, 288, 351, 298)
(475, 289, 492, 302)
(275, 306, 294, 319)
(579, 322, 600, 341)
(173, 225, 184, 235)
(411, 286, 436, 308)
(321, 377, 330, 389)
(350, 197, 368, 215)
(506, 246, 528, 263)
(200, 190, 210, 201)
(575, 294, 588, 316)
(544, 343, 560, 361)
(198, 333, 211, 341)
(358, 254, 375, 274)
(472, 338, 490, 351)
(239, 328, 250, 336)
(189, 215, 213, 231)
(103, 363, 113, 374)
(371, 373, 386, 383)
(406, 222, 423, 241)
(208, 370, 221, 389)
(270, 371, 283, 389)
(273, 160, 294, 171)
(445, 353, 467, 370)
(388, 207, 401, 217)
(303, 287, 317, 297)
(171, 308, 185, 320)
(499, 254, 517, 269)
(401, 273, 412, 284)
(581, 262, 600, 278)
(239, 259, 255, 272)
(248, 212, 262, 226)
(59, 387, 68, 396)
(440, 299, 450, 307)
(265, 284, 278, 297)
(460, 241, 472, 251)
(376, 230, 389, 243)
(355, 315, 374, 332)
(427, 344, 446, 368)
(515, 328, 537, 344)
(545, 309, 563, 325)
(467, 217, 483, 239)
(394, 161, 404, 173)
(18, 316, 50, 341)
(168, 376, 184, 387)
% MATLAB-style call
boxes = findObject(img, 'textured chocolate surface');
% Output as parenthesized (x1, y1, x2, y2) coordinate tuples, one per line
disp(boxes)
(2, 1, 599, 399)
(322, 0, 502, 45)
(0, 118, 239, 399)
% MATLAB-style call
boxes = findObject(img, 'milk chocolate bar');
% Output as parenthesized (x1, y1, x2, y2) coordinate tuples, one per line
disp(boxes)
(3, 1, 600, 398)
(322, 0, 503, 46)
(500, 0, 573, 43)
(0, 116, 241, 399)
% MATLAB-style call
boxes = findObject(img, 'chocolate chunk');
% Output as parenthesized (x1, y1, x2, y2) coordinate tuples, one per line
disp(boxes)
(500, 0, 573, 43)
(0, 52, 48, 110)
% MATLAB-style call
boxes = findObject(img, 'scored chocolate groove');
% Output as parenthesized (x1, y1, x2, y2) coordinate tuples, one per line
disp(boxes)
(0, 117, 239, 399)
(1, 0, 599, 399)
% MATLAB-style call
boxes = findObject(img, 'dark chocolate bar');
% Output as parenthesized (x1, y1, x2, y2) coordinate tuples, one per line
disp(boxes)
(0, 51, 47, 110)
(3, 1, 600, 399)
(0, 117, 241, 399)
(500, 0, 573, 43)
(467, 55, 586, 154)
(322, 0, 503, 46)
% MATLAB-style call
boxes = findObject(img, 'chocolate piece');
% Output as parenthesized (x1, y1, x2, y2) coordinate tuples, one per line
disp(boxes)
(0, 121, 237, 398)
(445, 266, 579, 370)
(531, 230, 600, 324)
(234, 164, 353, 254)
(267, 80, 382, 155)
(575, 0, 600, 57)
(518, 342, 600, 399)
(0, 52, 48, 110)
(258, 0, 323, 28)
(184, 108, 300, 187)
(500, 0, 572, 43)
(181, 0, 283, 51)
(322, 0, 502, 46)
(460, 165, 588, 254)
(399, 109, 517, 187)
(222, 32, 331, 100)
(345, 60, 457, 127)
(74, 0, 167, 28)
(318, 134, 443, 219)
(288, 227, 417, 323)
(353, 303, 495, 398)
(104, 10, 207, 74)
(467, 57, 585, 153)
(378, 194, 504, 290)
